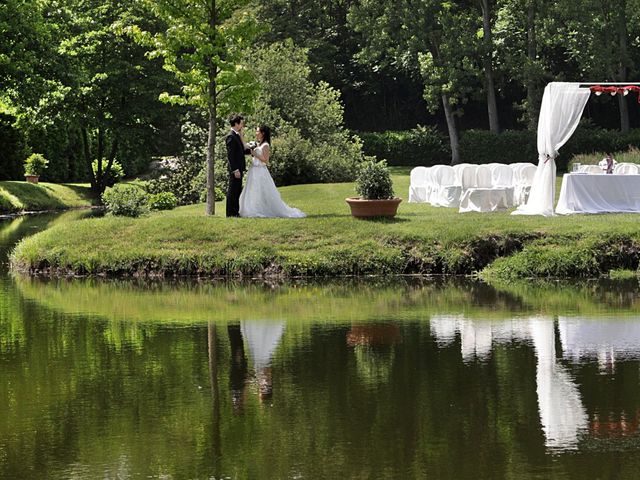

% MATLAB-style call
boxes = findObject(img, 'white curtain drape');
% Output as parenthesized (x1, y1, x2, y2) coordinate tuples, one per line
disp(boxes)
(512, 82, 591, 216)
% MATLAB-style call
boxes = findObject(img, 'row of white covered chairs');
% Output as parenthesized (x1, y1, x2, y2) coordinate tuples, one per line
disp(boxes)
(409, 162, 537, 212)
(578, 163, 640, 175)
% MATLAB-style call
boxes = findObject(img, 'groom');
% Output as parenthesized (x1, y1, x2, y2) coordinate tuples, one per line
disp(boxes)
(226, 114, 251, 217)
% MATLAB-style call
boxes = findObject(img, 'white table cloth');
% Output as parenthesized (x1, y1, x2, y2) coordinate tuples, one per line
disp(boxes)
(555, 173, 640, 214)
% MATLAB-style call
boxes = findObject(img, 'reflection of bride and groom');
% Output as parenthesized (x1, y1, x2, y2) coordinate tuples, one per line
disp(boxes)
(226, 114, 306, 219)
(227, 320, 285, 409)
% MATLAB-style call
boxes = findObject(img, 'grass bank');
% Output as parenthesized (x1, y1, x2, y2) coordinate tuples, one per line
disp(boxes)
(9, 172, 640, 278)
(0, 181, 94, 214)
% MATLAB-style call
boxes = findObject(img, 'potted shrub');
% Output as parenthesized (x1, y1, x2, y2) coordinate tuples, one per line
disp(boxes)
(24, 153, 49, 184)
(346, 159, 402, 218)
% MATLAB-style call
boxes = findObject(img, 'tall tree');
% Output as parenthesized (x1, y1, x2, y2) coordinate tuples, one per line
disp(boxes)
(349, 1, 478, 164)
(135, 0, 258, 215)
(558, 0, 640, 132)
(495, 0, 554, 129)
(479, 0, 501, 133)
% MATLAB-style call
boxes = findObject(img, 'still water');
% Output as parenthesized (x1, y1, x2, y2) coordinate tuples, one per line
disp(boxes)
(2, 213, 640, 479)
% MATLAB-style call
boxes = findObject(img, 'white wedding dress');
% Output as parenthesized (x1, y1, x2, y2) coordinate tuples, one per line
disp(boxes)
(239, 143, 306, 218)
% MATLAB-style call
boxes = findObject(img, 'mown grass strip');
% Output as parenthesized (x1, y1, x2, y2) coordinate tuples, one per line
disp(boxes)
(10, 174, 640, 278)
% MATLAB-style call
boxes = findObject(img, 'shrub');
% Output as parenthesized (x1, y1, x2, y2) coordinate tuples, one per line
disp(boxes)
(247, 41, 364, 185)
(24, 153, 49, 176)
(355, 159, 394, 200)
(92, 159, 125, 187)
(148, 192, 178, 211)
(359, 126, 450, 167)
(198, 186, 225, 203)
(102, 184, 149, 217)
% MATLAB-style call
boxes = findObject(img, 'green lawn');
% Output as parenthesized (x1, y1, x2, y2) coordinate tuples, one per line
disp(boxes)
(0, 181, 94, 214)
(10, 172, 640, 278)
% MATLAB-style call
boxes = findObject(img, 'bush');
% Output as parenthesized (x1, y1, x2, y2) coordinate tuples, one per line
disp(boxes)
(148, 192, 178, 211)
(92, 159, 125, 187)
(247, 41, 364, 185)
(355, 159, 394, 200)
(24, 153, 49, 176)
(102, 184, 149, 217)
(359, 126, 450, 167)
(198, 186, 225, 203)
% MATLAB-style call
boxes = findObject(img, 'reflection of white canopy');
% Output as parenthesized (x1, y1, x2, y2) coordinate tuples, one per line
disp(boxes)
(241, 320, 285, 371)
(513, 82, 591, 217)
(529, 317, 587, 450)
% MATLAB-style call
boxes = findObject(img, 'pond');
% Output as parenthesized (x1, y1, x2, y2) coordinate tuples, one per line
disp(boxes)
(2, 213, 640, 479)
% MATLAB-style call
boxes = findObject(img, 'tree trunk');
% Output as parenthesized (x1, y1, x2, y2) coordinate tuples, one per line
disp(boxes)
(617, 0, 630, 133)
(206, 103, 217, 216)
(526, 0, 539, 130)
(81, 127, 96, 192)
(442, 93, 460, 164)
(481, 0, 500, 133)
(206, 0, 218, 216)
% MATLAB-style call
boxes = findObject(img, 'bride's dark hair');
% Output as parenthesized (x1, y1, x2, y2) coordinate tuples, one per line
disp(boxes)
(257, 124, 271, 145)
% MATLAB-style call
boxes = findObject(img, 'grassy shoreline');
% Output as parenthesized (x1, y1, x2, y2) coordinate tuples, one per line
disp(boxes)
(9, 173, 640, 279)
(0, 181, 94, 214)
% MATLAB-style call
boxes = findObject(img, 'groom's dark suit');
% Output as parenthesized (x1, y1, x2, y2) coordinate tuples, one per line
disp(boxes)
(226, 129, 250, 217)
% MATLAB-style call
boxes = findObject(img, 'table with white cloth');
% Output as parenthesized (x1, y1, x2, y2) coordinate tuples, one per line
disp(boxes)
(556, 173, 640, 214)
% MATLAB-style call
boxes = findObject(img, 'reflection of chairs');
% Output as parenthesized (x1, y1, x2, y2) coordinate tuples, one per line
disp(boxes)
(614, 163, 639, 175)
(581, 165, 603, 174)
(409, 166, 429, 202)
(459, 165, 511, 213)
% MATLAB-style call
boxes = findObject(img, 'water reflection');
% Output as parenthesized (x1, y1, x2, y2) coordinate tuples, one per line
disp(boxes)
(5, 214, 640, 477)
(241, 320, 285, 403)
(431, 313, 640, 451)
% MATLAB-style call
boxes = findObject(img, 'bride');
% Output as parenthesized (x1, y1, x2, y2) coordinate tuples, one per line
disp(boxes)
(239, 125, 306, 218)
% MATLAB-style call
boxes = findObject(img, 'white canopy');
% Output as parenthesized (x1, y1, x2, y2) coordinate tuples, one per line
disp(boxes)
(512, 82, 591, 216)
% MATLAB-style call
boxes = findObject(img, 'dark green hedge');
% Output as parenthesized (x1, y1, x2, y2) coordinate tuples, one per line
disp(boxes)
(360, 125, 640, 172)
(357, 126, 450, 166)
(0, 112, 28, 180)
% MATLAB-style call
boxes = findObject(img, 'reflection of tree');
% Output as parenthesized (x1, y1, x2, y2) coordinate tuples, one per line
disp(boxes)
(207, 322, 221, 474)
(347, 323, 400, 385)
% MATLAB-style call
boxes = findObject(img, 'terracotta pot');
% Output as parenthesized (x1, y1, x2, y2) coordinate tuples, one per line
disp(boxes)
(345, 197, 402, 218)
(25, 175, 39, 184)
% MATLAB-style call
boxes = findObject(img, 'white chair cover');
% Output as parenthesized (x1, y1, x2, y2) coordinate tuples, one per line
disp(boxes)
(459, 165, 511, 212)
(491, 164, 513, 187)
(513, 82, 591, 216)
(614, 163, 639, 175)
(427, 165, 447, 205)
(452, 163, 472, 186)
(476, 165, 492, 188)
(581, 165, 602, 174)
(514, 164, 537, 205)
(409, 166, 429, 203)
(433, 165, 462, 207)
